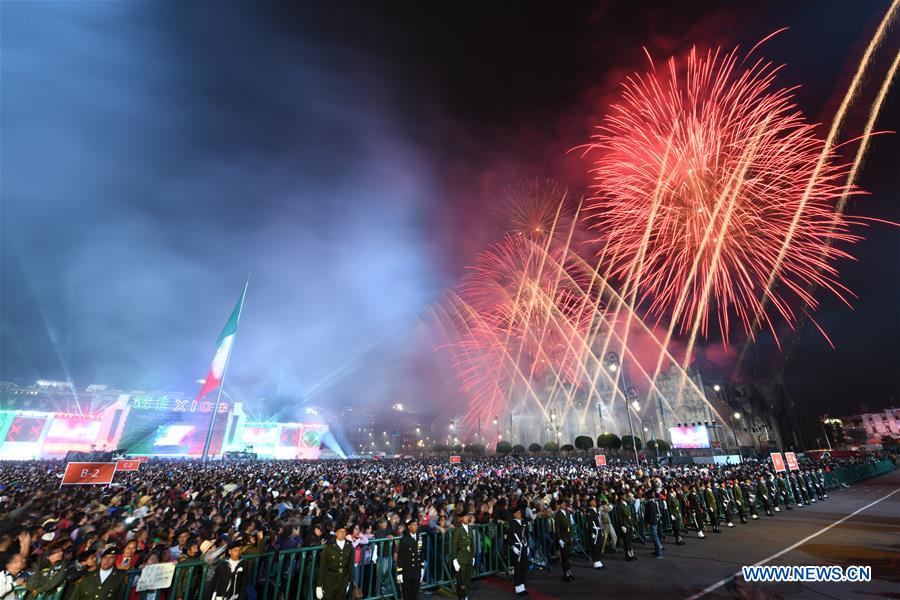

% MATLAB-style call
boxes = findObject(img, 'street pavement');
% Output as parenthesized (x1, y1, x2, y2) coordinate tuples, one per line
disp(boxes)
(454, 468, 900, 600)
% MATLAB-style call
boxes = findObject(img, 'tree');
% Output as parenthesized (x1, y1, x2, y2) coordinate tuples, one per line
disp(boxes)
(464, 443, 486, 454)
(561, 444, 575, 453)
(512, 444, 526, 455)
(452, 444, 463, 453)
(574, 435, 594, 452)
(621, 435, 643, 451)
(597, 433, 622, 450)
(646, 439, 670, 452)
(543, 441, 560, 452)
(432, 444, 449, 454)
(528, 443, 542, 453)
(496, 441, 513, 454)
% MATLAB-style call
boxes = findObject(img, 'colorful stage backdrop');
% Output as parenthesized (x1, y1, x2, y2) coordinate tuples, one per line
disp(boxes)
(0, 395, 328, 459)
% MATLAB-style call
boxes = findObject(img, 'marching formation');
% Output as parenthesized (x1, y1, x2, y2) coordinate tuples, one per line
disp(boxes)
(0, 454, 882, 600)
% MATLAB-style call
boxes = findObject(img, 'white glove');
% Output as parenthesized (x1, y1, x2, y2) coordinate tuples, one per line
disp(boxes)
(620, 526, 626, 533)
(472, 557, 475, 565)
(558, 540, 565, 548)
(315, 588, 323, 600)
(512, 547, 520, 556)
(453, 559, 460, 571)
(397, 574, 403, 584)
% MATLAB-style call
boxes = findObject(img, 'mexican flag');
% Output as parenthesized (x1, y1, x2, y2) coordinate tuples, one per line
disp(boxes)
(195, 286, 247, 401)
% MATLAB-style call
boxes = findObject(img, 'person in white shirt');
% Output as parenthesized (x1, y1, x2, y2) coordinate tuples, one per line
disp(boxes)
(0, 554, 26, 600)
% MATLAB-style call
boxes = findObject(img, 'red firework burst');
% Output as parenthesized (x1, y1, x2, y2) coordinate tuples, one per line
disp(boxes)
(583, 43, 862, 342)
(450, 235, 594, 428)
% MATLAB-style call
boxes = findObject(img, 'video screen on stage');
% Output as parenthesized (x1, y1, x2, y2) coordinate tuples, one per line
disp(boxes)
(668, 425, 711, 449)
(4, 416, 47, 442)
(242, 426, 277, 446)
(120, 399, 228, 457)
(45, 417, 101, 444)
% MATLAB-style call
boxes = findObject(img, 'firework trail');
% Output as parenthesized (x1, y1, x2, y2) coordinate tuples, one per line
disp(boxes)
(743, 0, 900, 351)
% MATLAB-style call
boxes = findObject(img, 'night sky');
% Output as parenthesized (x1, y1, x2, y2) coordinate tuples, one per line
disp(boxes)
(1, 1, 897, 421)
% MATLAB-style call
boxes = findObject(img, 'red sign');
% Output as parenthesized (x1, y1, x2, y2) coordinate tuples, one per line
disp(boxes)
(784, 452, 799, 471)
(449, 455, 461, 464)
(770, 452, 786, 473)
(115, 460, 141, 472)
(61, 462, 116, 486)
(594, 455, 607, 466)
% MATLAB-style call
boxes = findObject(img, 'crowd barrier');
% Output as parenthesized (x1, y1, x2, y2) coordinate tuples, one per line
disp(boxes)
(12, 459, 894, 600)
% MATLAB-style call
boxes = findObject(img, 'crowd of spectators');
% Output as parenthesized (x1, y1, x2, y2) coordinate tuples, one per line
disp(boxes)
(0, 452, 890, 599)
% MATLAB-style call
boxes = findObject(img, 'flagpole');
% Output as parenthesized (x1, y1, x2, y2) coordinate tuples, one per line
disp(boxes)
(202, 276, 250, 460)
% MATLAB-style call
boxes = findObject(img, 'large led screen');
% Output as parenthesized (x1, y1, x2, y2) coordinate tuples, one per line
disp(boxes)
(668, 425, 711, 449)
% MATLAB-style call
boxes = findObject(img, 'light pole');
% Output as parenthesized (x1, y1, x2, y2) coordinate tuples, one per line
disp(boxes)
(606, 351, 640, 465)
(729, 412, 743, 463)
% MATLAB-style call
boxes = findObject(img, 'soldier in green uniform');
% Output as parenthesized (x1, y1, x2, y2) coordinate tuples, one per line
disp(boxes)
(714, 482, 733, 528)
(553, 499, 574, 582)
(776, 474, 794, 510)
(665, 487, 686, 545)
(703, 482, 721, 533)
(70, 547, 127, 600)
(741, 478, 759, 520)
(615, 494, 636, 561)
(175, 537, 202, 600)
(27, 542, 67, 598)
(316, 523, 352, 600)
(450, 511, 475, 600)
(687, 485, 706, 538)
(729, 480, 748, 524)
(756, 475, 774, 516)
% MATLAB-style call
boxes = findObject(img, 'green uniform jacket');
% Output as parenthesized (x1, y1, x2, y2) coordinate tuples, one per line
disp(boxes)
(317, 540, 352, 600)
(553, 510, 572, 543)
(731, 484, 744, 506)
(615, 501, 633, 531)
(666, 495, 682, 524)
(449, 526, 474, 584)
(70, 570, 127, 600)
(703, 488, 718, 512)
(27, 561, 67, 596)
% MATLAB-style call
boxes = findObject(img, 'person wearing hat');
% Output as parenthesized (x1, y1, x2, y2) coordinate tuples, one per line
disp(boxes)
(449, 511, 474, 600)
(585, 497, 605, 571)
(26, 541, 67, 597)
(63, 551, 97, 600)
(175, 538, 202, 600)
(209, 541, 247, 600)
(553, 499, 574, 582)
(316, 523, 351, 600)
(665, 487, 686, 545)
(506, 506, 529, 596)
(616, 493, 636, 561)
(70, 547, 127, 600)
(396, 518, 423, 600)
